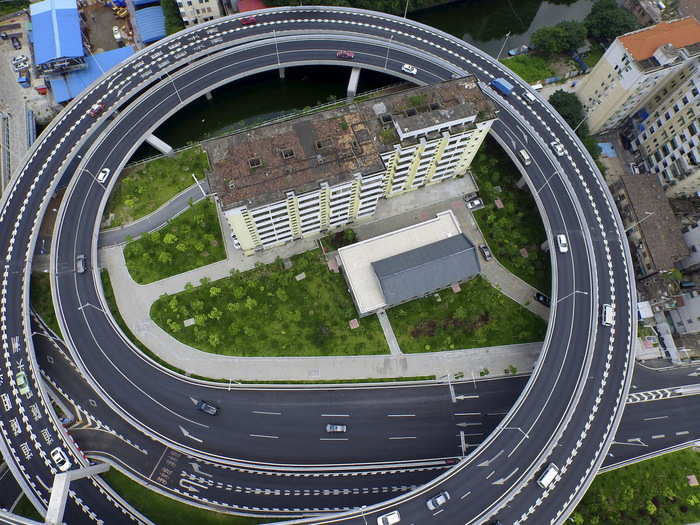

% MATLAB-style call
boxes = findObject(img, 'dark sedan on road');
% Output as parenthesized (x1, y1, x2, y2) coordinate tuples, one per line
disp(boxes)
(535, 292, 551, 307)
(479, 243, 493, 261)
(196, 400, 219, 415)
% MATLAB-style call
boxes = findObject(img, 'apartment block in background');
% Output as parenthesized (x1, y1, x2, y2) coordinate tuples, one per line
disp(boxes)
(576, 17, 700, 135)
(177, 0, 223, 25)
(204, 77, 496, 255)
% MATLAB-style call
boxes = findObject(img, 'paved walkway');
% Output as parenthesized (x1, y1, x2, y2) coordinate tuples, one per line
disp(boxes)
(98, 180, 210, 247)
(377, 310, 402, 355)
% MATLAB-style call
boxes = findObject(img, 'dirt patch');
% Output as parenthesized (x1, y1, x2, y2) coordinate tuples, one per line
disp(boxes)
(410, 313, 491, 338)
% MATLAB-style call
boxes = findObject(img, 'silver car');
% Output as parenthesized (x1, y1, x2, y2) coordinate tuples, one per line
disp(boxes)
(326, 423, 347, 433)
(426, 491, 450, 510)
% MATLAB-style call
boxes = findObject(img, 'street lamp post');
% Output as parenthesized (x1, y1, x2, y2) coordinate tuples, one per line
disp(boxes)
(384, 35, 394, 70)
(403, 0, 410, 18)
(360, 506, 368, 525)
(625, 211, 655, 233)
(165, 70, 183, 104)
(496, 31, 511, 60)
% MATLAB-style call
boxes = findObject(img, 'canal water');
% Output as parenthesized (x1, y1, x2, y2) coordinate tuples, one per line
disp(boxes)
(143, 0, 597, 156)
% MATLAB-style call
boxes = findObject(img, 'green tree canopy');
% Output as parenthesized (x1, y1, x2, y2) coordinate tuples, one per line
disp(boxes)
(585, 0, 638, 43)
(531, 20, 587, 55)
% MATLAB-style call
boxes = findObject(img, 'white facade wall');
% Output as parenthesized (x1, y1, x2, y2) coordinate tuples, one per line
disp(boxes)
(669, 292, 700, 334)
(680, 224, 700, 271)
(177, 0, 222, 25)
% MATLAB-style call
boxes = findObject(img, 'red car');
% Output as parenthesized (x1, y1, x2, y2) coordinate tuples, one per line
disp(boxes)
(240, 16, 257, 25)
(336, 50, 355, 59)
(87, 103, 105, 118)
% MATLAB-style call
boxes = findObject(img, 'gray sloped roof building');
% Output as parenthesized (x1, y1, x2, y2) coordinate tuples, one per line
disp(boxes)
(372, 234, 480, 308)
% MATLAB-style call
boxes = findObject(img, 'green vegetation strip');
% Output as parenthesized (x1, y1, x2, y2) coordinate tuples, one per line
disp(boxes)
(151, 250, 387, 357)
(30, 272, 62, 337)
(0, 1, 27, 16)
(124, 198, 226, 284)
(472, 139, 551, 293)
(500, 55, 554, 84)
(389, 275, 546, 353)
(12, 495, 43, 521)
(102, 469, 271, 525)
(103, 146, 208, 229)
(572, 448, 700, 524)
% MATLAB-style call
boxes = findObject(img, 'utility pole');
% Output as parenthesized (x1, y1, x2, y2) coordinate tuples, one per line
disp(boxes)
(496, 31, 511, 60)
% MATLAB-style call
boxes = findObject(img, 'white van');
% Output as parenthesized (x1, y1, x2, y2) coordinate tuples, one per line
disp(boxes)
(523, 91, 537, 104)
(537, 462, 559, 488)
(602, 304, 615, 326)
(518, 149, 532, 166)
(530, 83, 543, 91)
(377, 510, 401, 525)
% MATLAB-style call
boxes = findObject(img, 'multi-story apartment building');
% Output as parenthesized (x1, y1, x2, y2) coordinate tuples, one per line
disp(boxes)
(623, 58, 699, 196)
(205, 77, 496, 255)
(176, 0, 223, 26)
(576, 17, 700, 135)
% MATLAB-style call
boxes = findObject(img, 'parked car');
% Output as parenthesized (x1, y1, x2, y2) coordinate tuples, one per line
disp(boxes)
(534, 292, 551, 307)
(15, 371, 30, 396)
(11, 55, 28, 69)
(326, 423, 347, 433)
(50, 447, 71, 472)
(377, 510, 401, 525)
(112, 26, 122, 41)
(11, 37, 21, 50)
(426, 491, 450, 510)
(465, 197, 484, 210)
(550, 141, 565, 157)
(401, 63, 417, 75)
(88, 103, 105, 118)
(336, 50, 355, 59)
(240, 15, 257, 25)
(556, 233, 569, 253)
(196, 400, 219, 415)
(479, 243, 492, 261)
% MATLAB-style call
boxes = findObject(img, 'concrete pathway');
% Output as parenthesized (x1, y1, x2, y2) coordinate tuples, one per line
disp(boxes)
(377, 310, 402, 355)
(98, 180, 210, 247)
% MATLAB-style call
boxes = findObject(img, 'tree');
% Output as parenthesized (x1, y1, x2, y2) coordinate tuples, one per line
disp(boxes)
(157, 251, 172, 264)
(585, 0, 638, 43)
(209, 286, 221, 297)
(163, 233, 178, 245)
(531, 21, 586, 55)
(161, 0, 185, 35)
(549, 90, 586, 128)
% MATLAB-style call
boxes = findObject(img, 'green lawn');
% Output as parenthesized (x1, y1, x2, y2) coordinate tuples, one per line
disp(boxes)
(12, 495, 43, 521)
(583, 45, 605, 69)
(151, 250, 387, 357)
(124, 198, 226, 284)
(572, 448, 700, 524)
(0, 1, 27, 16)
(103, 146, 208, 229)
(30, 272, 62, 337)
(500, 54, 555, 84)
(388, 275, 546, 353)
(472, 138, 551, 293)
(102, 469, 272, 525)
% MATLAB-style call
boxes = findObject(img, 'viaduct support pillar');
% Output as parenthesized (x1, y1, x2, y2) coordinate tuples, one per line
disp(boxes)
(45, 463, 110, 525)
(205, 91, 213, 101)
(516, 176, 527, 189)
(279, 67, 285, 79)
(145, 134, 174, 156)
(347, 67, 361, 100)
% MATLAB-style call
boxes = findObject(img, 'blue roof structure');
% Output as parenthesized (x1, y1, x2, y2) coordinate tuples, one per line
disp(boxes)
(30, 0, 84, 65)
(48, 46, 135, 102)
(133, 0, 159, 6)
(134, 6, 166, 44)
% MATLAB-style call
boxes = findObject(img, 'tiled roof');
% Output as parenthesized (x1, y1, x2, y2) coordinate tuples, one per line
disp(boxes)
(618, 17, 700, 61)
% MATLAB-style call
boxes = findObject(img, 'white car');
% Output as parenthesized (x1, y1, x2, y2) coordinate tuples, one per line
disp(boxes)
(50, 447, 71, 472)
(426, 491, 450, 510)
(377, 510, 401, 525)
(556, 234, 569, 253)
(112, 26, 122, 41)
(401, 63, 417, 75)
(550, 141, 565, 157)
(97, 167, 110, 183)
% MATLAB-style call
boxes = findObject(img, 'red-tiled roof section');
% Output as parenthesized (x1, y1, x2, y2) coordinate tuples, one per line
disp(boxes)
(618, 17, 700, 61)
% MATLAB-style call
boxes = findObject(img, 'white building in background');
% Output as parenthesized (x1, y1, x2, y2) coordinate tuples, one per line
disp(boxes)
(176, 0, 223, 25)
(204, 77, 497, 255)
(576, 17, 700, 134)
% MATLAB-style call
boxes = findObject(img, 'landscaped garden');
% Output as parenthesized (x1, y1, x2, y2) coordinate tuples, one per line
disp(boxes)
(150, 250, 388, 357)
(102, 146, 209, 229)
(102, 469, 271, 525)
(571, 448, 700, 524)
(389, 275, 546, 353)
(30, 272, 61, 337)
(472, 139, 551, 293)
(123, 198, 226, 284)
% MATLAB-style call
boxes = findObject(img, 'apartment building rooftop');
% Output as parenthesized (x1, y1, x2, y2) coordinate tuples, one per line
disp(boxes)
(205, 77, 496, 210)
(618, 17, 700, 70)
